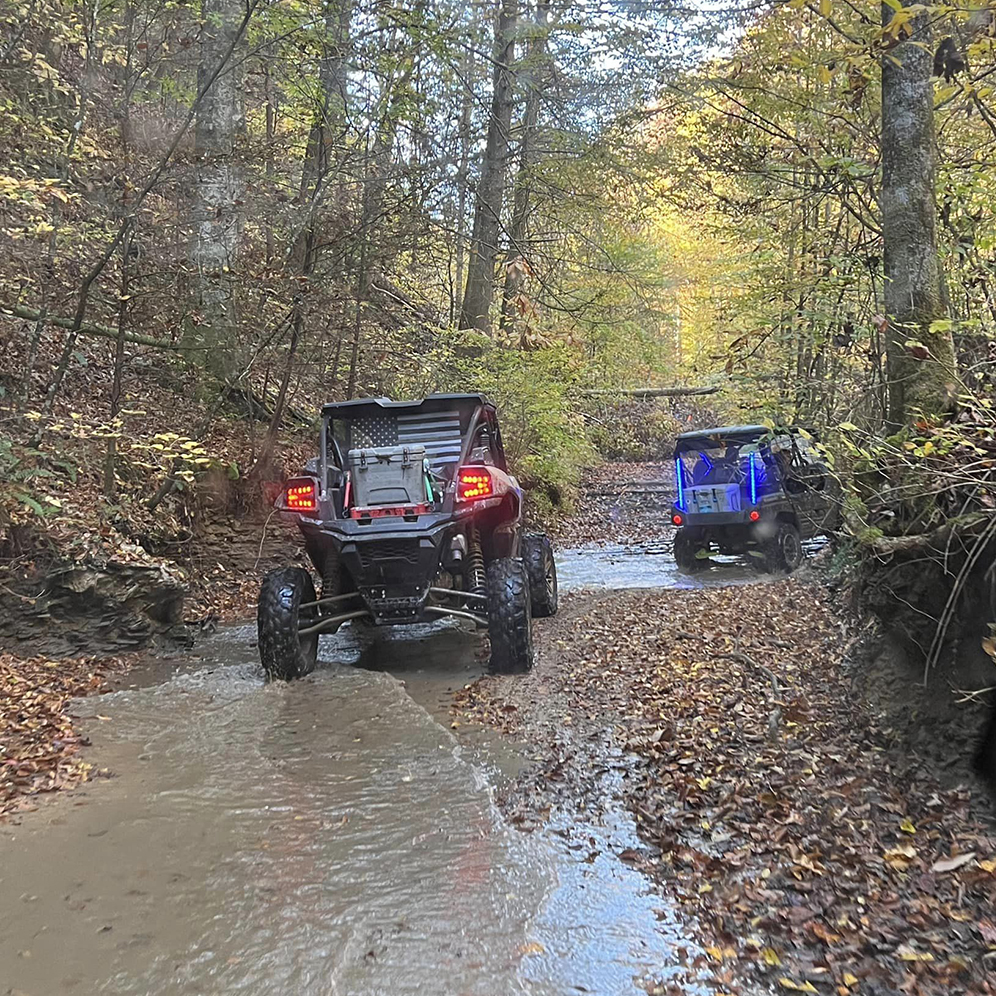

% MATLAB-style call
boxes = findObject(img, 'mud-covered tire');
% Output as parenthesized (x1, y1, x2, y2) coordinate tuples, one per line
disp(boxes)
(747, 549, 771, 573)
(486, 558, 533, 674)
(761, 521, 804, 574)
(673, 530, 708, 574)
(257, 567, 319, 681)
(974, 706, 996, 801)
(320, 548, 349, 601)
(522, 533, 558, 618)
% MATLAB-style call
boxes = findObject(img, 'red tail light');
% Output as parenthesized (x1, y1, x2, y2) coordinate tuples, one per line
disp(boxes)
(284, 480, 317, 513)
(749, 510, 760, 522)
(672, 513, 683, 526)
(457, 466, 494, 502)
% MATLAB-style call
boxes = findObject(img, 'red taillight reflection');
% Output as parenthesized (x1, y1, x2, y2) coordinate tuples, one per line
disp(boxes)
(672, 513, 683, 526)
(285, 482, 317, 512)
(457, 468, 494, 502)
(749, 510, 760, 522)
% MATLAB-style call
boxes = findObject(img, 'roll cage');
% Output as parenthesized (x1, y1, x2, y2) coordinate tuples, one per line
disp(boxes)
(320, 394, 509, 483)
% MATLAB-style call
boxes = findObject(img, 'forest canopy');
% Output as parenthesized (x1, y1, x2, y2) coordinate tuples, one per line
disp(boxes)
(1, 0, 994, 531)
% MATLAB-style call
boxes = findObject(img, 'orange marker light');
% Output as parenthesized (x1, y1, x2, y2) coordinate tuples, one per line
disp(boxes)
(457, 468, 494, 502)
(285, 482, 317, 513)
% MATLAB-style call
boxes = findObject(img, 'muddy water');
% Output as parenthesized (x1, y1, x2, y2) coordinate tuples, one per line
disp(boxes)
(0, 540, 786, 996)
(556, 539, 826, 592)
(0, 604, 709, 996)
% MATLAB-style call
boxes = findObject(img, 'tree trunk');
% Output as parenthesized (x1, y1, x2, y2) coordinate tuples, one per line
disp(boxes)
(452, 36, 477, 324)
(501, 0, 548, 333)
(880, 2, 956, 425)
(189, 0, 246, 381)
(299, 0, 351, 206)
(459, 0, 516, 336)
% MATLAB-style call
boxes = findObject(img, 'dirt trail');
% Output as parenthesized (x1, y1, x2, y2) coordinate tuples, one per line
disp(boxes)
(2, 462, 994, 996)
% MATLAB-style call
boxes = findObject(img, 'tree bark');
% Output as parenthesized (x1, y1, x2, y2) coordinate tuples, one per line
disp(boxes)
(452, 34, 477, 324)
(459, 0, 517, 336)
(880, 2, 956, 425)
(189, 0, 246, 381)
(501, 0, 548, 333)
(299, 0, 351, 207)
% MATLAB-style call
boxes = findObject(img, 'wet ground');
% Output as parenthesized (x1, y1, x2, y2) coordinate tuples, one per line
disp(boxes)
(0, 541, 759, 996)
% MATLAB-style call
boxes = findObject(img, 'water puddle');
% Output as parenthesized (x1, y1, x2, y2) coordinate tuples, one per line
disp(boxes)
(557, 543, 756, 592)
(557, 539, 826, 593)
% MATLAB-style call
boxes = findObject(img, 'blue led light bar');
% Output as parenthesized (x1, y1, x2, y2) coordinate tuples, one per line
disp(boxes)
(748, 451, 758, 506)
(675, 455, 685, 510)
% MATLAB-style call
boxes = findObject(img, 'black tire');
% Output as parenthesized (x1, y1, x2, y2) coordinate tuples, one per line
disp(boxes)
(673, 530, 709, 574)
(747, 549, 771, 573)
(522, 533, 558, 617)
(257, 567, 319, 681)
(762, 521, 804, 573)
(320, 548, 349, 601)
(486, 558, 533, 674)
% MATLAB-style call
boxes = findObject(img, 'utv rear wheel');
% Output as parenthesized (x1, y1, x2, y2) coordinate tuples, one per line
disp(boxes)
(522, 533, 558, 618)
(762, 521, 804, 573)
(486, 558, 533, 674)
(674, 530, 708, 574)
(257, 567, 319, 681)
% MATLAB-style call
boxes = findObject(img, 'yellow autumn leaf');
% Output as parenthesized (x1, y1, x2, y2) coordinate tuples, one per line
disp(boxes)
(518, 941, 545, 956)
(899, 819, 916, 834)
(780, 979, 818, 993)
(818, 65, 832, 84)
(843, 972, 859, 987)
(819, 0, 831, 14)
(763, 947, 782, 966)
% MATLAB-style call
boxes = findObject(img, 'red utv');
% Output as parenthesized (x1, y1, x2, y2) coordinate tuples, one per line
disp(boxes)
(257, 394, 558, 680)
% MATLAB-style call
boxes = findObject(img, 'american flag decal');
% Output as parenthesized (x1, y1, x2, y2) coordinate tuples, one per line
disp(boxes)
(350, 410, 464, 473)
(353, 417, 398, 448)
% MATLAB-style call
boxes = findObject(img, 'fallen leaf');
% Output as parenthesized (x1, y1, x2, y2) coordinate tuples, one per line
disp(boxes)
(931, 852, 975, 873)
(780, 979, 818, 993)
(897, 948, 934, 962)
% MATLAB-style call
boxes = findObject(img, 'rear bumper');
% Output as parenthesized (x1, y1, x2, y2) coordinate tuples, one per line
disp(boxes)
(676, 511, 748, 527)
(298, 514, 455, 624)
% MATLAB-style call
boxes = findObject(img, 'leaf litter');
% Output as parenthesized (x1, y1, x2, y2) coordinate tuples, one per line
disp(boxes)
(0, 651, 131, 819)
(456, 578, 996, 996)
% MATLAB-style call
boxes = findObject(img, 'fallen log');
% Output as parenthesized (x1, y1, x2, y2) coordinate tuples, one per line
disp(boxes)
(578, 386, 720, 398)
(2, 303, 189, 350)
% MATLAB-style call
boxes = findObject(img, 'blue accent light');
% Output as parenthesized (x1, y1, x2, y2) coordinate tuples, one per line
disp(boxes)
(749, 451, 758, 506)
(675, 455, 685, 510)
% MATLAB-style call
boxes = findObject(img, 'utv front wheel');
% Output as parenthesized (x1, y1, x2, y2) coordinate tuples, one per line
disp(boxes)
(257, 567, 319, 681)
(486, 558, 533, 674)
(673, 530, 708, 574)
(522, 533, 558, 617)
